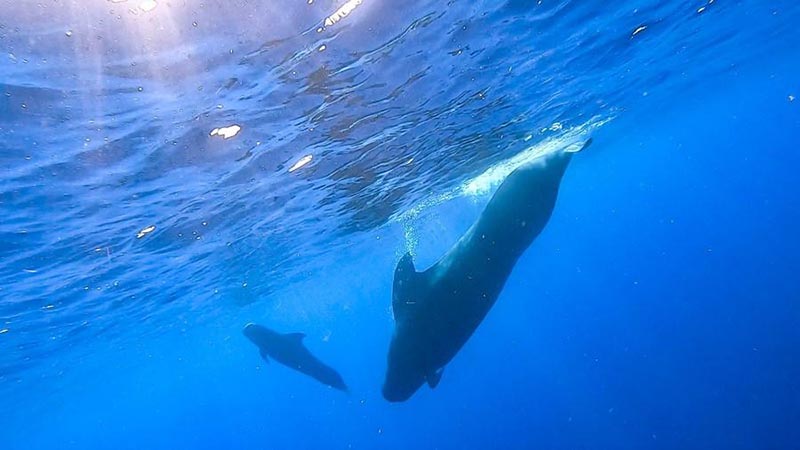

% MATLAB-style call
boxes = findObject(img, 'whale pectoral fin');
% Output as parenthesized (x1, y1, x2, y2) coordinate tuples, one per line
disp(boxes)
(259, 349, 270, 364)
(392, 253, 421, 320)
(426, 368, 444, 389)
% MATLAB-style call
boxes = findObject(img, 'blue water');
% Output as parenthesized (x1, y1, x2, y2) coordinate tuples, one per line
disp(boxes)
(2, 0, 799, 448)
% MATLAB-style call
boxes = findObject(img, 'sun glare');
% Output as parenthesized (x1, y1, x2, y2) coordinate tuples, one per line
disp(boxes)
(139, 0, 158, 12)
(324, 0, 363, 27)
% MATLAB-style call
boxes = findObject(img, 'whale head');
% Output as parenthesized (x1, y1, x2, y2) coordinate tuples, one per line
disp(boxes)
(382, 357, 426, 402)
(243, 322, 277, 347)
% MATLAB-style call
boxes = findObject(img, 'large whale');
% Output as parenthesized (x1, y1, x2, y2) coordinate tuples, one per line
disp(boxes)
(243, 323, 348, 391)
(383, 140, 591, 402)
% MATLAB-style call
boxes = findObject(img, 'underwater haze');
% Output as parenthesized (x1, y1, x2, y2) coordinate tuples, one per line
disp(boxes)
(1, 0, 799, 448)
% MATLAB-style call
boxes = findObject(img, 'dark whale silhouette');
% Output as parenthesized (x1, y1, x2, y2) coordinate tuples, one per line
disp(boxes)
(243, 323, 348, 391)
(383, 140, 591, 402)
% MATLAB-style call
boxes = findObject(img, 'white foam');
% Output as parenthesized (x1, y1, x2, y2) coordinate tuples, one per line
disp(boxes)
(392, 115, 612, 225)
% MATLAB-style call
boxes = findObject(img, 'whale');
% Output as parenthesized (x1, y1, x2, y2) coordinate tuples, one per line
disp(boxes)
(382, 140, 591, 402)
(243, 323, 348, 391)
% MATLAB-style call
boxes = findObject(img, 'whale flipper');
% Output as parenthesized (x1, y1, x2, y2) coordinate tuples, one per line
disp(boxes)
(426, 369, 443, 388)
(259, 348, 270, 363)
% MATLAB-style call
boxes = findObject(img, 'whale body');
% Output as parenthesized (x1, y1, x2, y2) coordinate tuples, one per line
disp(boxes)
(244, 323, 348, 391)
(382, 141, 589, 402)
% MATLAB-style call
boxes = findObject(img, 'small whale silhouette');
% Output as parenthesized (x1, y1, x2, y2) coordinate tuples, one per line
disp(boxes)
(244, 323, 348, 392)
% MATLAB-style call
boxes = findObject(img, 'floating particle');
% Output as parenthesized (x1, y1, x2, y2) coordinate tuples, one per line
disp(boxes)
(318, 44, 327, 52)
(698, 0, 715, 12)
(789, 95, 795, 102)
(631, 25, 647, 38)
(209, 124, 242, 139)
(65, 30, 73, 37)
(289, 155, 313, 172)
(136, 225, 156, 239)
(0, 329, 8, 334)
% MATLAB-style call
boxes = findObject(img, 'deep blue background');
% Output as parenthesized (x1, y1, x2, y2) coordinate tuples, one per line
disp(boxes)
(2, 1, 799, 449)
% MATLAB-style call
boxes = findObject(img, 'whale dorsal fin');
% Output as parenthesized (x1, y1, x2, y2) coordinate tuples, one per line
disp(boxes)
(392, 253, 422, 320)
(285, 332, 306, 343)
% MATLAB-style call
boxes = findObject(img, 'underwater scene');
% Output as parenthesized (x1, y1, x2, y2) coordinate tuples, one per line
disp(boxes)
(1, 0, 799, 448)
